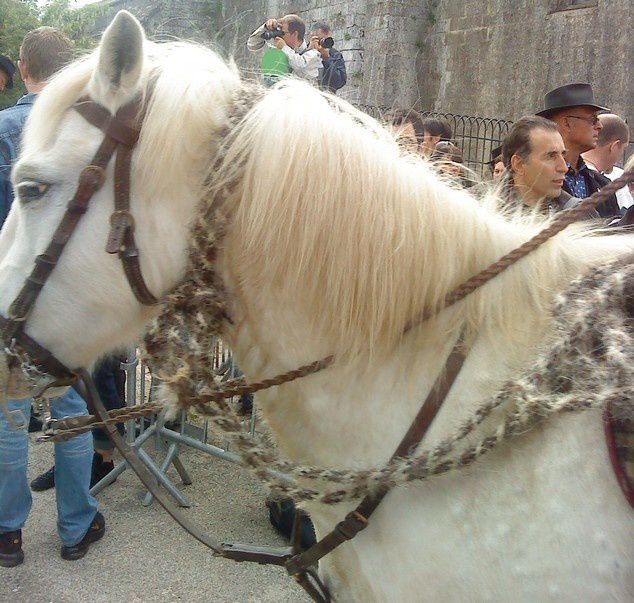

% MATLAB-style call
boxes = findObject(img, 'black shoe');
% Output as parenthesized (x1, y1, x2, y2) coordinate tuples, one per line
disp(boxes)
(266, 497, 317, 551)
(90, 453, 115, 488)
(30, 466, 55, 491)
(0, 530, 24, 568)
(236, 393, 254, 416)
(28, 414, 43, 433)
(60, 512, 105, 561)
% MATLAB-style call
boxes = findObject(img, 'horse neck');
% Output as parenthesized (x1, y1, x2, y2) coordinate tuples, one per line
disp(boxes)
(220, 174, 567, 466)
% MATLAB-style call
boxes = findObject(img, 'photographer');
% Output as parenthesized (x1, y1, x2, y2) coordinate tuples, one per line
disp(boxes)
(310, 23, 346, 94)
(247, 14, 321, 84)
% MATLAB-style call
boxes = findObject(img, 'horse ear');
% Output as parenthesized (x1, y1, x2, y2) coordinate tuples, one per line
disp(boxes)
(94, 11, 144, 96)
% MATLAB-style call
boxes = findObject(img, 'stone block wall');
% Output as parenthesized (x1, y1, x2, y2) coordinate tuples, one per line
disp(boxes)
(417, 0, 633, 125)
(97, 0, 633, 128)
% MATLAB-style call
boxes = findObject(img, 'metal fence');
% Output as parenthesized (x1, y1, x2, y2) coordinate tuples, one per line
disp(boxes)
(356, 105, 512, 176)
(356, 105, 634, 176)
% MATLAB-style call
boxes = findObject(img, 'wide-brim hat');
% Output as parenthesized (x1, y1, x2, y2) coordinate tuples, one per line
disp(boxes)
(536, 83, 608, 118)
(0, 55, 16, 89)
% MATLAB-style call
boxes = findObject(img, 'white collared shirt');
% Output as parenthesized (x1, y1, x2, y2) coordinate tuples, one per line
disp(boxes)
(247, 24, 321, 82)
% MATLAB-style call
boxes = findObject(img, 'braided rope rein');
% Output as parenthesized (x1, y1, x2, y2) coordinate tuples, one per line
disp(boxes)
(42, 137, 634, 503)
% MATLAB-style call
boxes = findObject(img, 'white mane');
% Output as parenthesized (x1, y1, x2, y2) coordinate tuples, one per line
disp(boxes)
(217, 80, 626, 365)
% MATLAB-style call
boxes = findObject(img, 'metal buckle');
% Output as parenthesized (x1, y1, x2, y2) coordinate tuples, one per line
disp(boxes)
(110, 210, 135, 232)
(106, 210, 135, 254)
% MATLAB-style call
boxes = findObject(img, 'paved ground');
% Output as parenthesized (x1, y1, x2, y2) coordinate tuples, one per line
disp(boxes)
(1, 429, 310, 603)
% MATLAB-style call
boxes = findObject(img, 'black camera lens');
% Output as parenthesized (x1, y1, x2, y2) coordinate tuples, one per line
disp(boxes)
(262, 27, 284, 40)
(319, 37, 334, 49)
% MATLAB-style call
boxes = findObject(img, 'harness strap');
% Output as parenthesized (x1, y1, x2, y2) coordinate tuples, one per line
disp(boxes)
(285, 339, 467, 578)
(111, 142, 157, 304)
(75, 96, 158, 306)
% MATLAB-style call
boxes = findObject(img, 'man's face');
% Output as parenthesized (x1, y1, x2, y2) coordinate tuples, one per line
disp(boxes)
(515, 128, 567, 201)
(314, 28, 329, 41)
(0, 70, 8, 92)
(280, 23, 300, 49)
(563, 106, 602, 153)
(422, 131, 441, 156)
(391, 121, 420, 154)
(492, 161, 505, 180)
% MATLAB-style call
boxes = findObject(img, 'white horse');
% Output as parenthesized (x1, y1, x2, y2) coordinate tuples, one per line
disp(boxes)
(1, 11, 632, 601)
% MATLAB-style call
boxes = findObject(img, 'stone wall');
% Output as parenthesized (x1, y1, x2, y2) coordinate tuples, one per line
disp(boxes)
(97, 0, 633, 126)
(417, 0, 633, 124)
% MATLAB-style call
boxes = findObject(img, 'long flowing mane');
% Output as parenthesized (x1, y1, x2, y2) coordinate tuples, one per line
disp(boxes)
(214, 80, 627, 365)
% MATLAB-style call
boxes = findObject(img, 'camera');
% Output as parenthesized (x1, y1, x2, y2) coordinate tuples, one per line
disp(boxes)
(262, 26, 285, 40)
(319, 36, 334, 49)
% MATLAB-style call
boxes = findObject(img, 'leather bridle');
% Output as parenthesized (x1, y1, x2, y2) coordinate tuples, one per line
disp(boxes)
(0, 93, 157, 387)
(0, 87, 467, 600)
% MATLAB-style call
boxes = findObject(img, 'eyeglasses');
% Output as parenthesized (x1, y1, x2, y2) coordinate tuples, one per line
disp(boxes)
(565, 115, 601, 126)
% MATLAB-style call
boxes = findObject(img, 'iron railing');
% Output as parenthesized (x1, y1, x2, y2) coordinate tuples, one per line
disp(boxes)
(356, 105, 512, 175)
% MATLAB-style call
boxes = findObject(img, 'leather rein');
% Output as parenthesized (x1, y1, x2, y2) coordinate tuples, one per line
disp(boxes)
(6, 92, 628, 601)
(0, 91, 466, 602)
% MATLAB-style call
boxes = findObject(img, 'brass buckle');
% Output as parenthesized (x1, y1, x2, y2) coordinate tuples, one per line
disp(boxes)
(110, 210, 135, 232)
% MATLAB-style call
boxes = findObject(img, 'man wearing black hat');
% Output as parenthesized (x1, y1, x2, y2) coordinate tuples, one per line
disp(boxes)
(537, 83, 619, 218)
(0, 55, 16, 92)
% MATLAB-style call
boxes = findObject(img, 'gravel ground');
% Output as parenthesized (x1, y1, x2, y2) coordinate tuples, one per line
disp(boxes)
(0, 430, 310, 603)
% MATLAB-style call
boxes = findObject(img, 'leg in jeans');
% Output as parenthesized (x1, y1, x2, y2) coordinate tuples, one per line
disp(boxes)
(0, 399, 32, 534)
(51, 388, 99, 546)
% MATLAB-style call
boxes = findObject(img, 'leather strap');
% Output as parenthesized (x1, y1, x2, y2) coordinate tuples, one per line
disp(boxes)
(75, 369, 332, 601)
(110, 142, 157, 305)
(285, 338, 467, 577)
(76, 97, 157, 306)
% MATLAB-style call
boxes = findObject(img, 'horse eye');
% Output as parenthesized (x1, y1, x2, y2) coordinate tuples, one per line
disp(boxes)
(17, 181, 50, 202)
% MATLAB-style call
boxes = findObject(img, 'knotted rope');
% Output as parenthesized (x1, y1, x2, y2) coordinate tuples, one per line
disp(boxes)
(39, 135, 634, 504)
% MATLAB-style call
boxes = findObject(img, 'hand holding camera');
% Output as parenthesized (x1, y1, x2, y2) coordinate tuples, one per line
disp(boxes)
(309, 35, 334, 59)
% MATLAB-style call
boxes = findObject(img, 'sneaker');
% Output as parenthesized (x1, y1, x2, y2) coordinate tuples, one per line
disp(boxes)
(0, 530, 24, 568)
(236, 393, 253, 416)
(30, 466, 55, 491)
(90, 453, 116, 488)
(60, 512, 105, 561)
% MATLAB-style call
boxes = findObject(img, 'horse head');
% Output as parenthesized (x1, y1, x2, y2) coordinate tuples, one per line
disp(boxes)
(0, 11, 241, 397)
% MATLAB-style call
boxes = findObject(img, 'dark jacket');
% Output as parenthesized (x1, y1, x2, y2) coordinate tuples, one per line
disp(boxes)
(0, 93, 36, 229)
(319, 48, 346, 94)
(548, 189, 599, 220)
(562, 165, 620, 219)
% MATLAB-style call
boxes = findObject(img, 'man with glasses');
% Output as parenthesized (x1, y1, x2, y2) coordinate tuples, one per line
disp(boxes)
(247, 14, 322, 84)
(537, 83, 619, 218)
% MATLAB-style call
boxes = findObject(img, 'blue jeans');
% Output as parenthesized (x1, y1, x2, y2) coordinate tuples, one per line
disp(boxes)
(0, 389, 99, 546)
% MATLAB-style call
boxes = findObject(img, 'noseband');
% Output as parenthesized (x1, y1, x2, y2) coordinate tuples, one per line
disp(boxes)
(0, 93, 156, 386)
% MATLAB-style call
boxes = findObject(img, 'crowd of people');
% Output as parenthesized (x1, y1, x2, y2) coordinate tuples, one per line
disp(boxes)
(389, 83, 632, 222)
(0, 12, 632, 569)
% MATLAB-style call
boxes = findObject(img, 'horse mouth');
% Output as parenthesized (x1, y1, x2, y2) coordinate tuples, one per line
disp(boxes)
(0, 351, 64, 400)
